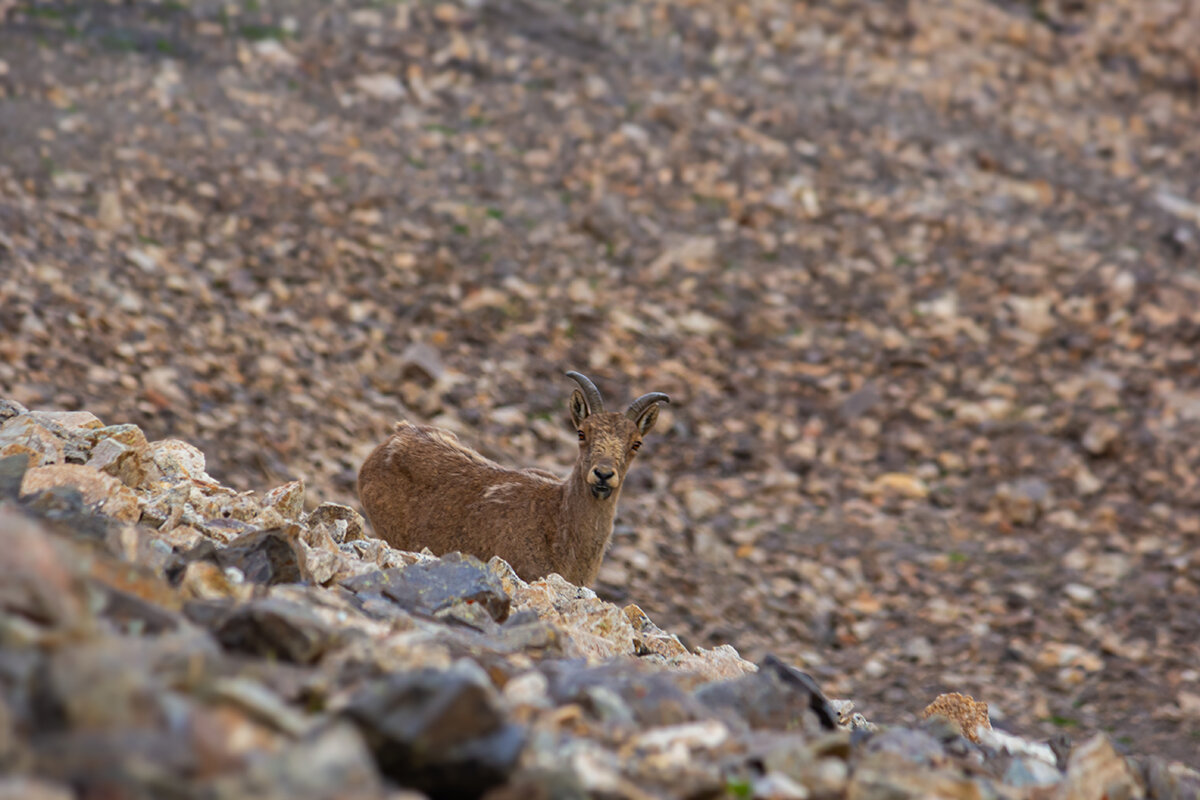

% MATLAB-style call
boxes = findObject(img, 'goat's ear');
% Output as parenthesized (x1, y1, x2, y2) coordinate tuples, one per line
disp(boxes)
(569, 389, 590, 428)
(633, 403, 660, 435)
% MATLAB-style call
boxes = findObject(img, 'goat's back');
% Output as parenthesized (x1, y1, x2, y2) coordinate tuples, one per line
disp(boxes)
(357, 422, 564, 577)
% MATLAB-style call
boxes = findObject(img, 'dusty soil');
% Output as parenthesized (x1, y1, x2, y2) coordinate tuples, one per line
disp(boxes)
(2, 0, 1199, 765)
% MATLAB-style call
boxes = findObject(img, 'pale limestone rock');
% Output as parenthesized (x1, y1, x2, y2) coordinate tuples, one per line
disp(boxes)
(20, 464, 141, 523)
(624, 604, 688, 658)
(668, 645, 756, 682)
(510, 574, 636, 663)
(149, 439, 214, 484)
(264, 480, 305, 521)
(354, 73, 406, 101)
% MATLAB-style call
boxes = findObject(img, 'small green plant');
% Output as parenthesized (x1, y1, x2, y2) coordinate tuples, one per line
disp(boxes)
(1044, 715, 1079, 728)
(724, 777, 753, 799)
(238, 23, 285, 41)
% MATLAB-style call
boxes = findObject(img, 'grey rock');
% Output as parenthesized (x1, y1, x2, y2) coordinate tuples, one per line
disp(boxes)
(173, 527, 309, 587)
(863, 727, 948, 766)
(0, 453, 29, 499)
(1002, 755, 1062, 787)
(343, 662, 525, 799)
(542, 661, 707, 727)
(839, 381, 882, 421)
(0, 399, 28, 423)
(210, 597, 338, 664)
(694, 654, 838, 733)
(342, 552, 511, 624)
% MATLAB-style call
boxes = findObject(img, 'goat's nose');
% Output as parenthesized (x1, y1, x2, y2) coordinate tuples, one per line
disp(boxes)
(592, 466, 615, 482)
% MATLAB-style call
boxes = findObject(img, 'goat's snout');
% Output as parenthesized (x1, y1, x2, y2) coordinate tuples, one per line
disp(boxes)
(588, 464, 618, 499)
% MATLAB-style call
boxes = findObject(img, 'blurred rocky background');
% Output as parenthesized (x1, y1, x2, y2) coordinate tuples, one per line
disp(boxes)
(2, 0, 1200, 780)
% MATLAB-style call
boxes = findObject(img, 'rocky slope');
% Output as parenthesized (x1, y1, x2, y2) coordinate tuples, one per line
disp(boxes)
(2, 399, 1199, 799)
(3, 0, 1200, 767)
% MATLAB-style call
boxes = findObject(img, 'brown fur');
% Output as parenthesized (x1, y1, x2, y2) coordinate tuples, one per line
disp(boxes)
(357, 377, 665, 586)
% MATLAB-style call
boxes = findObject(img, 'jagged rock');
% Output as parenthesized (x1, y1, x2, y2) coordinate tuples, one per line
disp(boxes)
(177, 559, 252, 601)
(148, 438, 214, 484)
(343, 661, 525, 798)
(624, 603, 688, 658)
(0, 415, 65, 467)
(264, 480, 305, 521)
(176, 526, 310, 587)
(694, 654, 837, 733)
(343, 552, 512, 624)
(667, 644, 758, 683)
(19, 463, 141, 523)
(0, 399, 28, 423)
(495, 616, 570, 659)
(83, 423, 156, 488)
(208, 596, 340, 664)
(306, 501, 368, 543)
(509, 574, 635, 662)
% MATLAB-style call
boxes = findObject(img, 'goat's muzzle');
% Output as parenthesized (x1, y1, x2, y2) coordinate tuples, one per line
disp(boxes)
(589, 466, 617, 499)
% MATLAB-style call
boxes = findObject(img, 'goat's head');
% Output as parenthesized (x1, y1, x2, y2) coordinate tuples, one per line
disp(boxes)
(566, 371, 669, 500)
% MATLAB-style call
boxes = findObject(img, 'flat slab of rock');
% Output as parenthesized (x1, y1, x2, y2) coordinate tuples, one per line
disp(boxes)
(343, 552, 511, 624)
(19, 463, 141, 522)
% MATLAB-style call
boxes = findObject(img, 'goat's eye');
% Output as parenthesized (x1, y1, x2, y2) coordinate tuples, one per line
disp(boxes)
(631, 441, 641, 451)
(577, 430, 586, 442)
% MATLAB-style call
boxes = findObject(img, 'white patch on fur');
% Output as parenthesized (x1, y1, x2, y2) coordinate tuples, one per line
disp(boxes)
(483, 482, 521, 499)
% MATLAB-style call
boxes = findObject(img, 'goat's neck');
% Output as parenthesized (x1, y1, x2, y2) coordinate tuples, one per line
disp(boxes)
(556, 464, 619, 584)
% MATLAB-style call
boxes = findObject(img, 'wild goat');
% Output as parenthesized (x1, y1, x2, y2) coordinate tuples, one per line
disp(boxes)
(357, 371, 669, 587)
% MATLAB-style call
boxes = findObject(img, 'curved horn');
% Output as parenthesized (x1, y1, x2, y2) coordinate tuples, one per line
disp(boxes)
(626, 392, 670, 420)
(565, 371, 605, 413)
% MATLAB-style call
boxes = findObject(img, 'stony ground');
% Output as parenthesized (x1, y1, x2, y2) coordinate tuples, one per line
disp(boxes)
(7, 407, 1195, 798)
(2, 0, 1200, 767)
